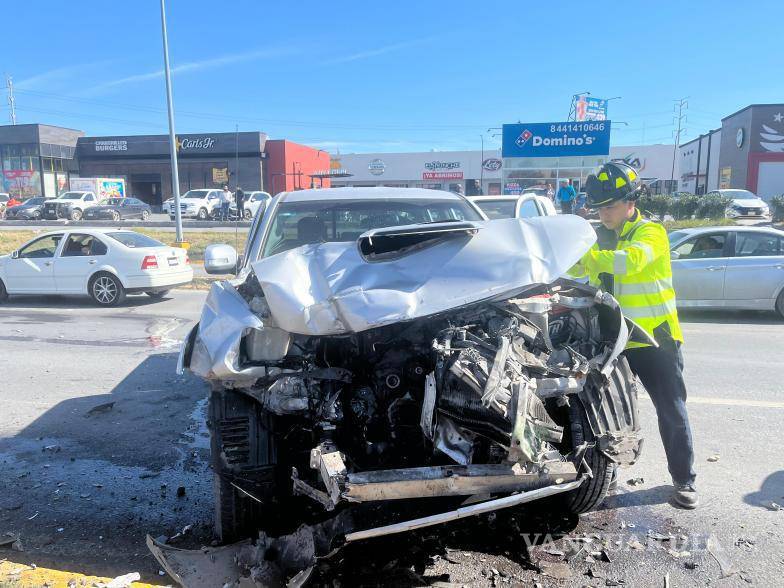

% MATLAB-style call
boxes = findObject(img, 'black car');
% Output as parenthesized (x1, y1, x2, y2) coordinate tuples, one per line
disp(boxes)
(4, 196, 47, 220)
(82, 198, 152, 221)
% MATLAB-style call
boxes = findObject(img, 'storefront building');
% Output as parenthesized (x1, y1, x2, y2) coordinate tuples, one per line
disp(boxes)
(0, 124, 83, 197)
(678, 104, 784, 199)
(329, 150, 503, 195)
(501, 121, 611, 195)
(76, 132, 268, 206)
(263, 140, 331, 195)
(330, 136, 676, 196)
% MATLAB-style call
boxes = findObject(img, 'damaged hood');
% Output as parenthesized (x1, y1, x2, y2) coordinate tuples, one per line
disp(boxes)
(251, 215, 596, 336)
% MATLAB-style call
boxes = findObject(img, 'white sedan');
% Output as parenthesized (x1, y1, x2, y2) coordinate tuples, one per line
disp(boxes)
(469, 193, 557, 219)
(0, 229, 193, 306)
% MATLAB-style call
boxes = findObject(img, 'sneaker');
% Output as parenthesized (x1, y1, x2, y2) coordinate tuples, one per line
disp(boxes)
(672, 483, 699, 509)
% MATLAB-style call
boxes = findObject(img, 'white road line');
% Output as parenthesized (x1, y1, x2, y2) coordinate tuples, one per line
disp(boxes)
(640, 392, 784, 409)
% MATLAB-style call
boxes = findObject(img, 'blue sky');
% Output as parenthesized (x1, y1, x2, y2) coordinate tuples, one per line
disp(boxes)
(3, 0, 782, 153)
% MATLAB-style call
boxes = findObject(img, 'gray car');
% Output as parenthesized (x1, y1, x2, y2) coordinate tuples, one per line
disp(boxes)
(669, 226, 784, 317)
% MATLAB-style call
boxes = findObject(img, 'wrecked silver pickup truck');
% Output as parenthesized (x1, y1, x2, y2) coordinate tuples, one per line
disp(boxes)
(151, 188, 647, 586)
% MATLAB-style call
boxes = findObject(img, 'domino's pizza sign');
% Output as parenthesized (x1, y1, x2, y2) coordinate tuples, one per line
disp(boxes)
(502, 121, 611, 158)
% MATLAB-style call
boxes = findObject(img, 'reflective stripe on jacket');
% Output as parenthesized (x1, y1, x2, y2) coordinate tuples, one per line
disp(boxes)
(569, 209, 683, 348)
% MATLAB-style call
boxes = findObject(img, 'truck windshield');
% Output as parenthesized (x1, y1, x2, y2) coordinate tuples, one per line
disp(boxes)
(58, 192, 84, 200)
(183, 190, 211, 199)
(261, 198, 481, 258)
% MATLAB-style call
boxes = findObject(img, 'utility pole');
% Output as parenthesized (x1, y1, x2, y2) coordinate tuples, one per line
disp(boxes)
(6, 76, 17, 125)
(159, 0, 184, 245)
(670, 97, 688, 194)
(479, 134, 485, 193)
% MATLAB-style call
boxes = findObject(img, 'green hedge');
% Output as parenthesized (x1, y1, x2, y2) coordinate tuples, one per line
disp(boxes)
(636, 192, 732, 220)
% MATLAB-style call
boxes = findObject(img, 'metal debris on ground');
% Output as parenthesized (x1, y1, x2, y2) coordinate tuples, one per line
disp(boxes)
(707, 536, 738, 578)
(542, 547, 565, 557)
(739, 571, 754, 584)
(684, 561, 699, 570)
(626, 477, 645, 486)
(647, 530, 675, 542)
(627, 539, 645, 551)
(43, 445, 61, 453)
(735, 537, 755, 549)
(707, 455, 720, 462)
(768, 501, 782, 511)
(85, 401, 115, 417)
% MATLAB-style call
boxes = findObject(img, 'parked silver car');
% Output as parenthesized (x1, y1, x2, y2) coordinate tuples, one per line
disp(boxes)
(669, 226, 784, 317)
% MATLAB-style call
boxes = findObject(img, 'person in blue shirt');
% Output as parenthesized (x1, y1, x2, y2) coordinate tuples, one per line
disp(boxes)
(557, 179, 576, 214)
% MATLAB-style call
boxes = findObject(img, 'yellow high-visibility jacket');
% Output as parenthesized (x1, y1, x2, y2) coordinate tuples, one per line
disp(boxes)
(569, 209, 683, 347)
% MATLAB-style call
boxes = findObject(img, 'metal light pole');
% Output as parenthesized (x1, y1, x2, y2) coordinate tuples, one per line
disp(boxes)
(479, 134, 485, 194)
(159, 0, 183, 244)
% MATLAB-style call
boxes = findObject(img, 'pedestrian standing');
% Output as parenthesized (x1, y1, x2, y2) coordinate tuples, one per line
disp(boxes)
(546, 183, 555, 201)
(220, 185, 232, 221)
(556, 179, 576, 214)
(235, 187, 245, 220)
(570, 161, 698, 509)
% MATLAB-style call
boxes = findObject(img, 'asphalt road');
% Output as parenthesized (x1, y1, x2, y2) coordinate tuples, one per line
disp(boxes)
(0, 292, 782, 586)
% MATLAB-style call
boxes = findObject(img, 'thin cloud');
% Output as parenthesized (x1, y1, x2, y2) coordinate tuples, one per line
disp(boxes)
(85, 46, 299, 93)
(15, 63, 111, 90)
(323, 38, 435, 65)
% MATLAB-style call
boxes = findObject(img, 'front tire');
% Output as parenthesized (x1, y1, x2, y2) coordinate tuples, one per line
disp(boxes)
(197, 208, 209, 221)
(776, 289, 784, 320)
(141, 210, 150, 221)
(70, 208, 83, 221)
(0, 279, 8, 303)
(89, 272, 125, 306)
(111, 210, 121, 221)
(563, 398, 614, 514)
(209, 388, 277, 543)
(243, 208, 252, 220)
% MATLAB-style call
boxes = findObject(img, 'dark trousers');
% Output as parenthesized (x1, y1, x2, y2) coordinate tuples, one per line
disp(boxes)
(560, 200, 573, 214)
(624, 342, 696, 485)
(237, 201, 244, 219)
(220, 202, 230, 221)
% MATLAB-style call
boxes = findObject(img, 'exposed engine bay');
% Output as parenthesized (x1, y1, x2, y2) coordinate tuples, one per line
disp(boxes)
(159, 216, 647, 586)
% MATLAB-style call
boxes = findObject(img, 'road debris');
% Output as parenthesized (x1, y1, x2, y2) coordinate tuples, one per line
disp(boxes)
(176, 486, 186, 498)
(0, 533, 19, 548)
(27, 512, 38, 521)
(85, 401, 115, 417)
(538, 560, 573, 580)
(735, 537, 755, 549)
(628, 539, 645, 551)
(707, 536, 738, 578)
(707, 454, 720, 462)
(626, 477, 645, 486)
(768, 501, 782, 511)
(684, 561, 699, 570)
(138, 471, 160, 479)
(96, 571, 141, 587)
(664, 572, 670, 588)
(667, 548, 691, 558)
(42, 444, 61, 453)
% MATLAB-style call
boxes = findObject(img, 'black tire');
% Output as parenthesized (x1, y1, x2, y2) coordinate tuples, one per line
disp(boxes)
(563, 398, 614, 514)
(197, 208, 209, 221)
(111, 210, 121, 221)
(209, 388, 277, 543)
(776, 289, 784, 320)
(88, 272, 126, 306)
(243, 208, 252, 220)
(70, 208, 83, 221)
(141, 210, 150, 221)
(0, 279, 8, 303)
(145, 290, 169, 299)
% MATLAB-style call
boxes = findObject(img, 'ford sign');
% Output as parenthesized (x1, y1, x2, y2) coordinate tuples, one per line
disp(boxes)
(502, 121, 611, 158)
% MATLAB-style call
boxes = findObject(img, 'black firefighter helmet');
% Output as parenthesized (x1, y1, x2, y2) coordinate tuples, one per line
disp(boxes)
(585, 161, 645, 208)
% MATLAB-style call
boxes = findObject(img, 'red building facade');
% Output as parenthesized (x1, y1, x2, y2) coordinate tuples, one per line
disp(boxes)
(263, 140, 331, 195)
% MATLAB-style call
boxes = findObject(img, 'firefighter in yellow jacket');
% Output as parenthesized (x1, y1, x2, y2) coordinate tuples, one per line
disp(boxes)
(571, 161, 698, 509)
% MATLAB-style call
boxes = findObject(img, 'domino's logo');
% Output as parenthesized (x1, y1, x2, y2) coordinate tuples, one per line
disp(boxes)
(515, 129, 533, 146)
